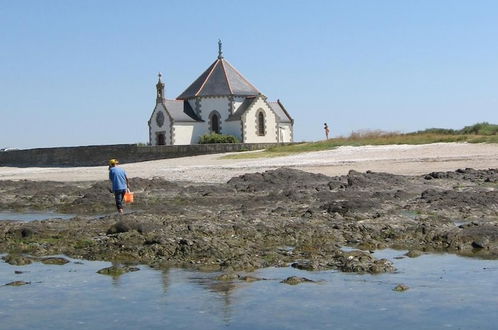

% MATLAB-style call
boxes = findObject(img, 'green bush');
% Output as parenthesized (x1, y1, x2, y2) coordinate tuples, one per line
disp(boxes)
(415, 122, 497, 136)
(199, 133, 240, 144)
(459, 122, 498, 135)
(414, 128, 456, 135)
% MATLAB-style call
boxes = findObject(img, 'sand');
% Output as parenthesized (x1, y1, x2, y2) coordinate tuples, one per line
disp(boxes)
(0, 142, 496, 183)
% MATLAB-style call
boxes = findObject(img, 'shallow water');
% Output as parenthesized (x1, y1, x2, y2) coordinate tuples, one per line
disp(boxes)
(0, 211, 76, 222)
(1, 250, 498, 330)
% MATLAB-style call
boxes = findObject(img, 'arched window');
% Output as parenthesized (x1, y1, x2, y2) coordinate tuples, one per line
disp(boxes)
(257, 111, 265, 136)
(209, 111, 221, 134)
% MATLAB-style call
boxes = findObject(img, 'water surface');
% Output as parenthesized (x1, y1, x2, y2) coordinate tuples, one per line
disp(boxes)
(1, 250, 497, 329)
(0, 211, 76, 222)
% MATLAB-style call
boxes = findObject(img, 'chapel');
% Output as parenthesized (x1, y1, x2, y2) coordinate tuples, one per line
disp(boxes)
(148, 41, 294, 145)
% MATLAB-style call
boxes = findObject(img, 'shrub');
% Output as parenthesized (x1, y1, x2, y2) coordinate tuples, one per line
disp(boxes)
(348, 129, 401, 140)
(415, 122, 497, 136)
(199, 133, 240, 144)
(459, 122, 498, 135)
(414, 128, 456, 135)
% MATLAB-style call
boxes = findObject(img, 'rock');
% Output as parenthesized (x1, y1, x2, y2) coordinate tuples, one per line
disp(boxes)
(322, 199, 376, 216)
(8, 227, 37, 238)
(471, 240, 489, 249)
(96, 265, 139, 276)
(107, 220, 143, 234)
(5, 281, 31, 286)
(302, 209, 313, 218)
(228, 168, 337, 192)
(330, 251, 396, 274)
(369, 259, 396, 274)
(40, 257, 70, 265)
(393, 284, 409, 292)
(238, 275, 265, 282)
(1, 168, 498, 273)
(2, 254, 32, 266)
(291, 260, 322, 271)
(405, 250, 423, 258)
(215, 273, 238, 281)
(280, 276, 315, 285)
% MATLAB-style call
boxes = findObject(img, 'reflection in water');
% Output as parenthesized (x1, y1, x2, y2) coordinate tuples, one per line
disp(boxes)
(189, 275, 241, 325)
(1, 252, 498, 329)
(161, 267, 171, 294)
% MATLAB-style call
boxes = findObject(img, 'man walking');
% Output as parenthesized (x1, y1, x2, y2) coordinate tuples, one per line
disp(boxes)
(108, 159, 129, 214)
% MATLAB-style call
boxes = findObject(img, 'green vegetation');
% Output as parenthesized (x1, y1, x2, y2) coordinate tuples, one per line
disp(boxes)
(223, 122, 498, 159)
(199, 133, 240, 144)
(415, 122, 498, 135)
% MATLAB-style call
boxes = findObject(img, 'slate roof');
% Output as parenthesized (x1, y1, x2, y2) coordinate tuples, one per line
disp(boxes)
(226, 97, 293, 124)
(163, 99, 202, 122)
(269, 100, 293, 123)
(226, 97, 258, 121)
(177, 58, 260, 99)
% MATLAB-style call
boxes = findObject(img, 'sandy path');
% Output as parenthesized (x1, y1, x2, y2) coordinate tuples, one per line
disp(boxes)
(0, 143, 496, 183)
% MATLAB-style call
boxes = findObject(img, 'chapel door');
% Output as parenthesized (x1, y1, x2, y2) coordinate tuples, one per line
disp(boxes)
(157, 133, 166, 145)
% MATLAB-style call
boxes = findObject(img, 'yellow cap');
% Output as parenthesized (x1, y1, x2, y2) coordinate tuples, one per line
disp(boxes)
(108, 159, 119, 166)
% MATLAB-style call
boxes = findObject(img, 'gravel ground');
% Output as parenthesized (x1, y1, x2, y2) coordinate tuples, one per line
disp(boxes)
(0, 142, 497, 183)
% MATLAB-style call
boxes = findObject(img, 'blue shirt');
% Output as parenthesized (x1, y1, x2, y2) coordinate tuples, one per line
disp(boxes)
(109, 167, 128, 192)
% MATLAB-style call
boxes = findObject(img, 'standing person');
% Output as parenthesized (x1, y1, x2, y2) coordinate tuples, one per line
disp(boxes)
(324, 123, 330, 140)
(108, 159, 129, 214)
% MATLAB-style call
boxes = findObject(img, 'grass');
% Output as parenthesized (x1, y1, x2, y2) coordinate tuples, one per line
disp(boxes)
(223, 124, 498, 160)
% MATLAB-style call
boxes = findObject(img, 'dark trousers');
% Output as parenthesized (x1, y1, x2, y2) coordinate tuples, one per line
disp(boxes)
(114, 189, 126, 210)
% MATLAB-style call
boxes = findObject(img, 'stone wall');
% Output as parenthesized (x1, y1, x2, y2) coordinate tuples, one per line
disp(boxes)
(0, 143, 293, 167)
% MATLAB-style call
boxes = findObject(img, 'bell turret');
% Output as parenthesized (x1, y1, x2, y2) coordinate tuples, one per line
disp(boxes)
(156, 72, 165, 103)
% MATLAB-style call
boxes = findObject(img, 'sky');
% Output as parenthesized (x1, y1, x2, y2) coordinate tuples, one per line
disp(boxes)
(1, 0, 497, 149)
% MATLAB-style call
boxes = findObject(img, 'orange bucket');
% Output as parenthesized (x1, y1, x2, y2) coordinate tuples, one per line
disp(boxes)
(124, 191, 134, 204)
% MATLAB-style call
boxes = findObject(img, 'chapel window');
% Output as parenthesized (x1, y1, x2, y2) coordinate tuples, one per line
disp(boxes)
(258, 111, 265, 136)
(210, 112, 220, 134)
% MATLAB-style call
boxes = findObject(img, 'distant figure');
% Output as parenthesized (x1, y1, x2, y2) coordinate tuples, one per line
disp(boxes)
(108, 159, 129, 214)
(324, 123, 330, 140)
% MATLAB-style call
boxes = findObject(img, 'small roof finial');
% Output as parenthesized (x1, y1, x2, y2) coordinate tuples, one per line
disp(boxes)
(158, 72, 162, 81)
(218, 39, 223, 59)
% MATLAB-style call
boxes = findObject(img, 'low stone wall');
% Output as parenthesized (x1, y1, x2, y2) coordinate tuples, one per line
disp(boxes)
(0, 143, 293, 167)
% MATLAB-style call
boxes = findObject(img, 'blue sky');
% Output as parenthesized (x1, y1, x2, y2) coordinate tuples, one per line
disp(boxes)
(1, 0, 497, 148)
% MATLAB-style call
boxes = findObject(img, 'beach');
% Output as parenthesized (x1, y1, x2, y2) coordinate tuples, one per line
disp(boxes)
(0, 142, 497, 270)
(0, 142, 497, 182)
(1, 142, 498, 329)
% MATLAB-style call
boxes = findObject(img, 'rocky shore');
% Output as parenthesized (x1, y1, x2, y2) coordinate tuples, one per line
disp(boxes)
(1, 167, 497, 274)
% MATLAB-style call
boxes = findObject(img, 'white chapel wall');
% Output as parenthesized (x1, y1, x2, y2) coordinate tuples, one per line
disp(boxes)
(149, 103, 172, 145)
(232, 96, 246, 114)
(223, 121, 242, 140)
(278, 123, 293, 143)
(198, 97, 231, 122)
(196, 96, 242, 140)
(242, 98, 278, 143)
(173, 122, 208, 144)
(173, 123, 195, 145)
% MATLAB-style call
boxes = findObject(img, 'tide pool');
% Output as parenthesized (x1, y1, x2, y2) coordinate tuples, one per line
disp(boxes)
(0, 211, 76, 222)
(1, 250, 497, 330)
